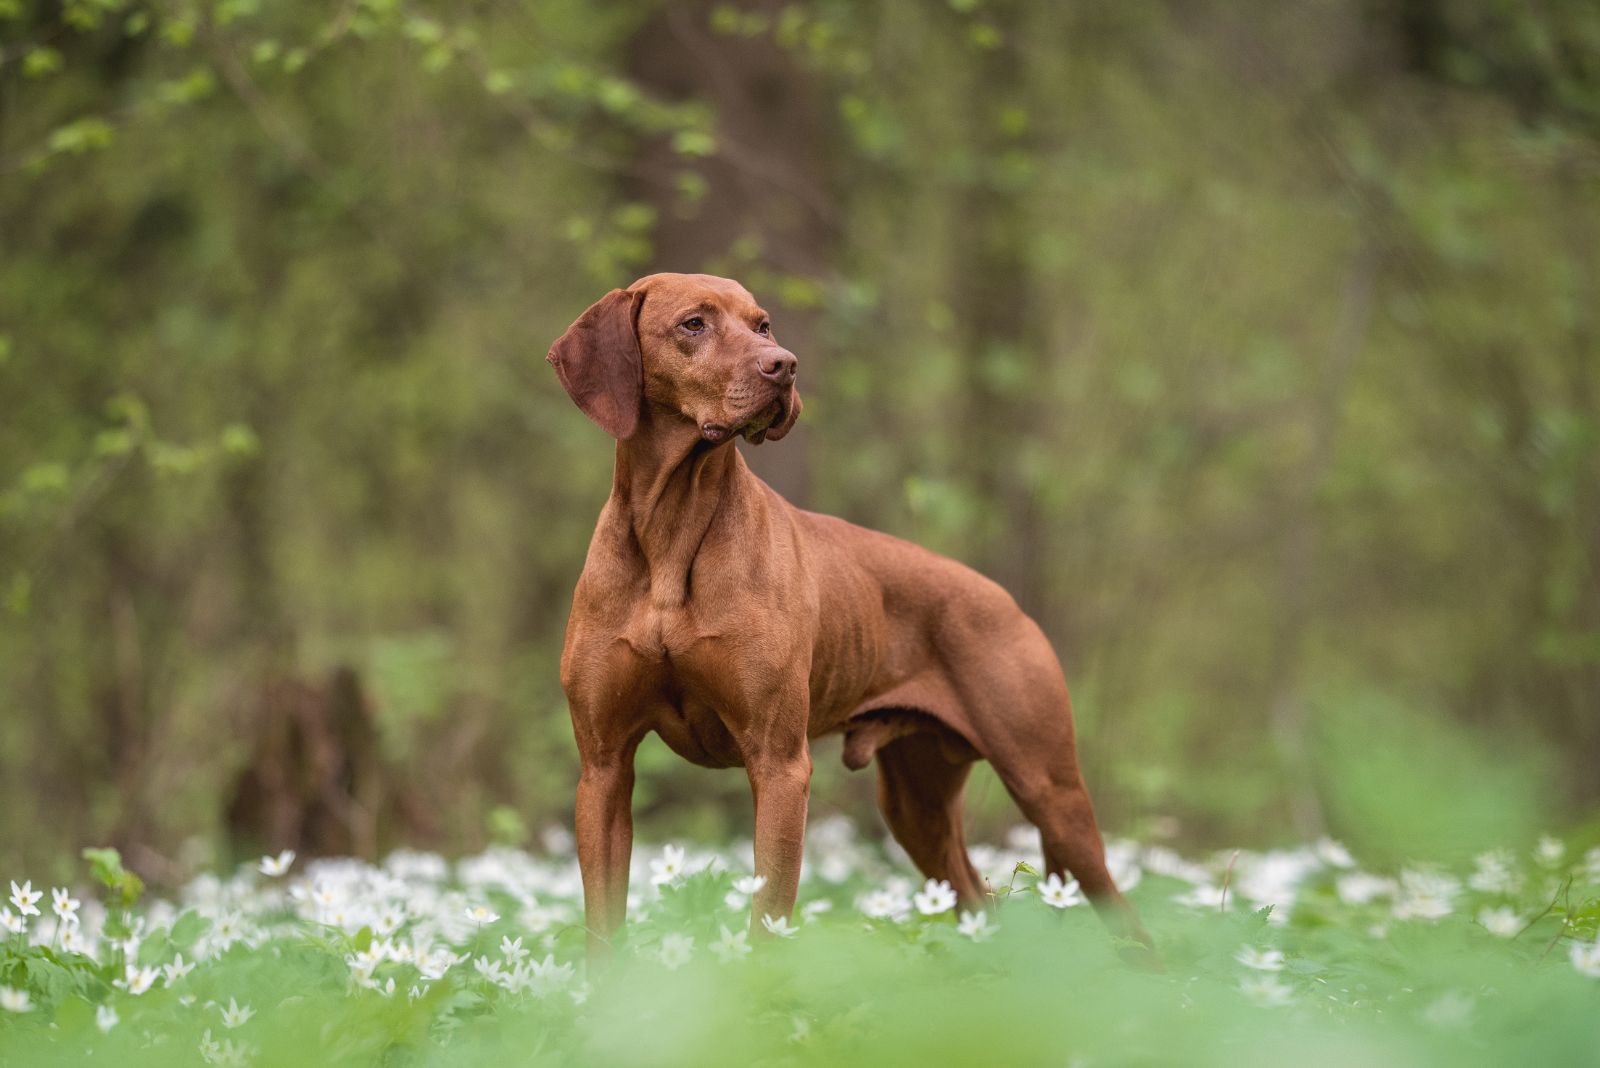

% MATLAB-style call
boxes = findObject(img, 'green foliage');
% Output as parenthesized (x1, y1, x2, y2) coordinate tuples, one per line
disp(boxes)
(81, 848, 144, 909)
(0, 0, 1598, 873)
(0, 830, 1598, 1065)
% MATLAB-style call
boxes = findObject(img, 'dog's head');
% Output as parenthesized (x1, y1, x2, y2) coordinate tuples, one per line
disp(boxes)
(547, 273, 801, 445)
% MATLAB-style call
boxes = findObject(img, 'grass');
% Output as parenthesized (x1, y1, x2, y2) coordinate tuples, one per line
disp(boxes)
(2, 819, 1598, 1066)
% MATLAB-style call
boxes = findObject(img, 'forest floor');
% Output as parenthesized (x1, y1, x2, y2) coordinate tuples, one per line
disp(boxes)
(2, 818, 1598, 1066)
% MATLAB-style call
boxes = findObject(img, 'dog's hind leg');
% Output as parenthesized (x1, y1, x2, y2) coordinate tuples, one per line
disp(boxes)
(996, 756, 1153, 949)
(875, 732, 987, 908)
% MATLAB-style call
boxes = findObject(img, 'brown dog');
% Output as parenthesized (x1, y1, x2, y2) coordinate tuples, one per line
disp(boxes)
(549, 273, 1147, 957)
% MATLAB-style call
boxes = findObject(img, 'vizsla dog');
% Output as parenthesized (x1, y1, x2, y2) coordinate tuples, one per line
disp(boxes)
(549, 273, 1148, 958)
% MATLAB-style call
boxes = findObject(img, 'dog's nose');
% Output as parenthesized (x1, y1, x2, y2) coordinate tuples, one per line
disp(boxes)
(758, 349, 797, 386)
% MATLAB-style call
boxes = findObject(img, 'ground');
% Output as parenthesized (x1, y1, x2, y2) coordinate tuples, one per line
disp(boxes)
(2, 818, 1598, 1066)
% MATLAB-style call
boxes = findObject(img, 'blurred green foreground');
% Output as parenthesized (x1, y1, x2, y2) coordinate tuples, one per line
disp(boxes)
(2, 827, 1599, 1066)
(2, 0, 1599, 876)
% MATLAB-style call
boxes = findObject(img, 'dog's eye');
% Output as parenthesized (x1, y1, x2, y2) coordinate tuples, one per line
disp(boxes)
(756, 321, 771, 336)
(680, 317, 706, 334)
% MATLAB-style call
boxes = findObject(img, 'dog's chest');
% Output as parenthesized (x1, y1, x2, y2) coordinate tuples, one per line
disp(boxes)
(614, 604, 758, 769)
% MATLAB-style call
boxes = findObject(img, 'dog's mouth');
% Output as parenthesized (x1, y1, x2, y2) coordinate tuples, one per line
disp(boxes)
(700, 393, 791, 446)
(740, 396, 786, 444)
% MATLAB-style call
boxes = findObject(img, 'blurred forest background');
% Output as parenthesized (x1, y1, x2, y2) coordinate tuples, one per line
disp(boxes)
(3, 0, 1598, 881)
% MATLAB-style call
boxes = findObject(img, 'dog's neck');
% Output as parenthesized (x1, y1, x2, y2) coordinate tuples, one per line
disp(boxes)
(611, 407, 744, 607)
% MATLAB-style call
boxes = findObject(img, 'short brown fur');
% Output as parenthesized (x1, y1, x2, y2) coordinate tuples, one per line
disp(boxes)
(549, 273, 1148, 958)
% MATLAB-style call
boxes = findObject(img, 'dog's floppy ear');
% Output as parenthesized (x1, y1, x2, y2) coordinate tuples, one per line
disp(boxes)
(547, 288, 646, 439)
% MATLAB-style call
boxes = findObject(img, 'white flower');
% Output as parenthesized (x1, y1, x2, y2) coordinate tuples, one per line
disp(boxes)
(1536, 836, 1565, 867)
(164, 953, 195, 983)
(658, 932, 694, 970)
(1315, 838, 1355, 869)
(473, 956, 507, 984)
(464, 904, 500, 926)
(1478, 907, 1521, 938)
(0, 986, 31, 1013)
(525, 954, 575, 998)
(1235, 945, 1285, 971)
(1468, 850, 1521, 895)
(1570, 939, 1600, 979)
(220, 997, 254, 1028)
(1393, 870, 1459, 922)
(1421, 991, 1474, 1030)
(913, 879, 957, 916)
(259, 850, 296, 877)
(199, 1029, 221, 1062)
(346, 953, 377, 983)
(119, 964, 159, 996)
(800, 899, 833, 920)
(499, 935, 528, 965)
(650, 845, 688, 886)
(8, 881, 41, 918)
(424, 948, 463, 981)
(211, 911, 246, 947)
(1335, 872, 1395, 906)
(95, 1003, 119, 1033)
(51, 887, 80, 925)
(199, 1028, 254, 1067)
(1239, 976, 1294, 1007)
(761, 914, 798, 938)
(957, 910, 997, 942)
(1037, 873, 1082, 909)
(1172, 884, 1228, 910)
(710, 925, 751, 963)
(59, 926, 88, 955)
(858, 887, 911, 922)
(733, 874, 767, 896)
(0, 908, 24, 936)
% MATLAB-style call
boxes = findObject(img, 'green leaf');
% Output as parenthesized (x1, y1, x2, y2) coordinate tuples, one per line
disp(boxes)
(170, 910, 210, 950)
(94, 428, 136, 456)
(156, 68, 217, 106)
(85, 848, 126, 887)
(160, 14, 196, 47)
(82, 847, 144, 907)
(5, 572, 30, 616)
(21, 462, 70, 495)
(53, 996, 94, 1035)
(46, 118, 114, 156)
(670, 129, 716, 157)
(23, 956, 74, 1003)
(23, 46, 63, 78)
(220, 423, 260, 456)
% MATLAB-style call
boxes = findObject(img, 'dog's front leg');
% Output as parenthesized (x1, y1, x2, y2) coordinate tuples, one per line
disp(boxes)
(574, 746, 637, 964)
(745, 744, 812, 933)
